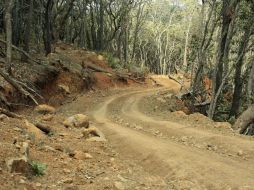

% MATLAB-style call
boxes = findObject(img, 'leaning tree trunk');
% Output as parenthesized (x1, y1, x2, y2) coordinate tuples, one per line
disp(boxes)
(5, 0, 14, 74)
(229, 26, 252, 118)
(232, 104, 254, 134)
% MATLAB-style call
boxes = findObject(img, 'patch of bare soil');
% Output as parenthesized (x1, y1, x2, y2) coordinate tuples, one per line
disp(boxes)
(138, 90, 234, 133)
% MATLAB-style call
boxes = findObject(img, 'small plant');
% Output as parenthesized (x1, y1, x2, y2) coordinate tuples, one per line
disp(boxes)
(103, 52, 121, 69)
(47, 131, 54, 137)
(30, 161, 47, 176)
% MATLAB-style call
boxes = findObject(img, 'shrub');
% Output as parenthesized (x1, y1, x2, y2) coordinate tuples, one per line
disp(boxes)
(30, 161, 47, 176)
(103, 52, 121, 69)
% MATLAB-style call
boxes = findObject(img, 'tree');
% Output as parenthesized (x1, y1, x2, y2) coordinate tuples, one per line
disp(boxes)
(4, 0, 14, 73)
(232, 104, 254, 134)
(23, 0, 34, 59)
(43, 0, 54, 55)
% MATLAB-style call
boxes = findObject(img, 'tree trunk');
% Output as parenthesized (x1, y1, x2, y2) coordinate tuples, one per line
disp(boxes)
(22, 0, 34, 60)
(229, 26, 252, 117)
(90, 3, 97, 50)
(183, 13, 193, 71)
(192, 0, 216, 94)
(43, 0, 54, 55)
(232, 104, 254, 134)
(247, 60, 254, 105)
(97, 0, 104, 50)
(5, 0, 14, 73)
(131, 2, 143, 60)
(215, 0, 238, 92)
(57, 0, 75, 41)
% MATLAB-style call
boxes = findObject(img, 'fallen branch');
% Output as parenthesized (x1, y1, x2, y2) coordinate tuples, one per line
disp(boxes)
(0, 108, 23, 119)
(0, 39, 41, 65)
(168, 75, 184, 88)
(194, 101, 210, 107)
(16, 81, 44, 100)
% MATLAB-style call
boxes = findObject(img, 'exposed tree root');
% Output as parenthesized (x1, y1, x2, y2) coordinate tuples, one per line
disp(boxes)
(0, 108, 23, 119)
(0, 69, 39, 105)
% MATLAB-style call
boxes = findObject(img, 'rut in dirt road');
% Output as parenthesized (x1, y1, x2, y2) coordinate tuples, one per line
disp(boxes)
(91, 86, 254, 190)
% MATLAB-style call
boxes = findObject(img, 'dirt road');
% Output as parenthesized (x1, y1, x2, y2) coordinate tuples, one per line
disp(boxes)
(91, 79, 254, 190)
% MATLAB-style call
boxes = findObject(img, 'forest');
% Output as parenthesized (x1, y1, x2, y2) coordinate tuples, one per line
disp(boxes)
(1, 1, 254, 189)
(0, 0, 254, 134)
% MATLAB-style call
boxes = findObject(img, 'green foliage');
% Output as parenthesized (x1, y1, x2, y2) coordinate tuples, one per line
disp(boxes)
(214, 102, 230, 122)
(47, 131, 54, 137)
(103, 52, 122, 69)
(228, 116, 236, 125)
(30, 161, 47, 176)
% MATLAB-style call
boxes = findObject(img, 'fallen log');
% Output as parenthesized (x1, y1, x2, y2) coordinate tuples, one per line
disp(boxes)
(35, 122, 51, 134)
(83, 61, 145, 84)
(83, 61, 112, 74)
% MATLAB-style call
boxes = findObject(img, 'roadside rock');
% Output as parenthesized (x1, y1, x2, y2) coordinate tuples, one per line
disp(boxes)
(23, 120, 45, 140)
(63, 169, 71, 174)
(72, 150, 93, 160)
(0, 114, 8, 121)
(215, 122, 231, 129)
(98, 55, 104, 61)
(63, 114, 89, 128)
(6, 157, 34, 177)
(172, 111, 186, 116)
(35, 104, 56, 114)
(82, 126, 106, 141)
(82, 126, 103, 138)
(21, 142, 29, 158)
(62, 178, 73, 184)
(114, 181, 125, 190)
(58, 84, 70, 94)
(156, 97, 166, 103)
(237, 150, 243, 156)
(42, 114, 54, 121)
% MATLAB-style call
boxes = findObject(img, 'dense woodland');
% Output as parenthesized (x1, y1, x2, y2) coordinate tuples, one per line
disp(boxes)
(0, 0, 254, 134)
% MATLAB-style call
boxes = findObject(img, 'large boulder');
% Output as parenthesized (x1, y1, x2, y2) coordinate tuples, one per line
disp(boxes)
(35, 104, 56, 114)
(63, 114, 89, 128)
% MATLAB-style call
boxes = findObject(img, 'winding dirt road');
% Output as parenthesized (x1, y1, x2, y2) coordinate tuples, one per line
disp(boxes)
(91, 80, 254, 190)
